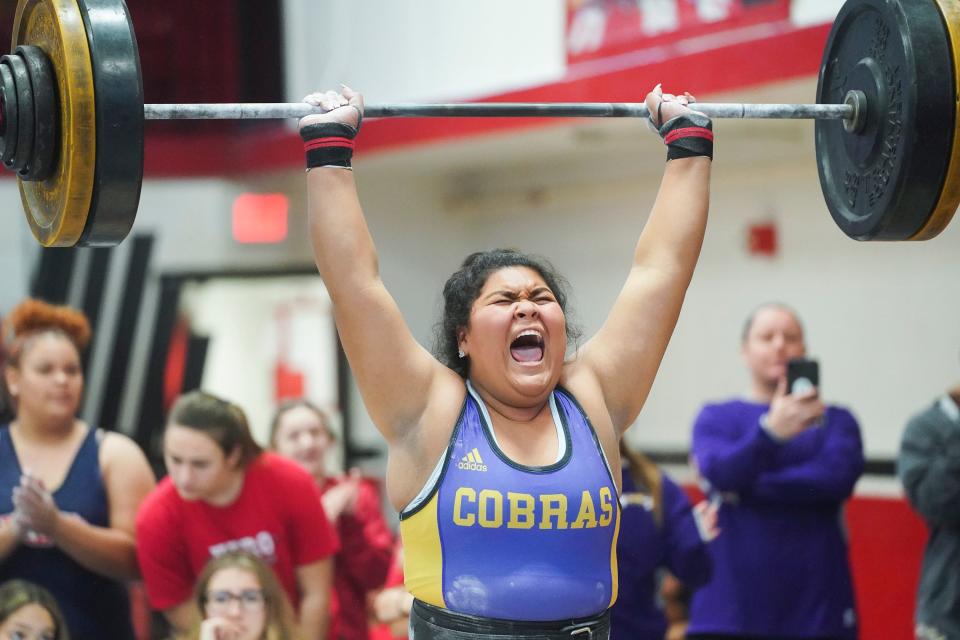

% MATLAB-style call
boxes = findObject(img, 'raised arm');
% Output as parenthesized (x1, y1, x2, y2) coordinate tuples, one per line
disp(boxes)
(301, 89, 457, 442)
(574, 87, 712, 433)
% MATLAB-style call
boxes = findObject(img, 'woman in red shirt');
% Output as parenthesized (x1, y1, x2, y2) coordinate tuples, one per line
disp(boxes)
(270, 400, 394, 640)
(136, 391, 338, 638)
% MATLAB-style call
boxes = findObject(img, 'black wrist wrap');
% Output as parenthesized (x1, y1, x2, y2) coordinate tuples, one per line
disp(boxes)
(658, 113, 713, 161)
(300, 122, 358, 169)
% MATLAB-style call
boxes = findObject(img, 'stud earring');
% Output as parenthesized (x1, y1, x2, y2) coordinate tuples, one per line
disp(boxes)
(458, 349, 466, 359)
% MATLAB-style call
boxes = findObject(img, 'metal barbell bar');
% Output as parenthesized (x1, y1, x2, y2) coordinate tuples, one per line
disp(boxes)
(144, 102, 856, 121)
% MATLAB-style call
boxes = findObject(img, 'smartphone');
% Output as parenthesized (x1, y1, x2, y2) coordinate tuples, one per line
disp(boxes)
(786, 357, 819, 395)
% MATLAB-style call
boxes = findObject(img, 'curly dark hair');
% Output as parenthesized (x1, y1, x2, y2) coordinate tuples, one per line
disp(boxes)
(433, 249, 582, 378)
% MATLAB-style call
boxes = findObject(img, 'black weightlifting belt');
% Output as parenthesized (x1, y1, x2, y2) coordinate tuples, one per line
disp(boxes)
(410, 600, 610, 640)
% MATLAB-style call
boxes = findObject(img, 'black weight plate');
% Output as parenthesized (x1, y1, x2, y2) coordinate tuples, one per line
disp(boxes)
(0, 62, 18, 167)
(16, 45, 59, 182)
(816, 0, 955, 240)
(2, 55, 35, 175)
(74, 0, 144, 247)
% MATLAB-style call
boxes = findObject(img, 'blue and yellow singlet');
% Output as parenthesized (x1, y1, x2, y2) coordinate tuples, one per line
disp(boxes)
(399, 382, 620, 621)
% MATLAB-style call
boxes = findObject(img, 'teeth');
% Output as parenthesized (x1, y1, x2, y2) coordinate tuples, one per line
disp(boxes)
(518, 329, 541, 339)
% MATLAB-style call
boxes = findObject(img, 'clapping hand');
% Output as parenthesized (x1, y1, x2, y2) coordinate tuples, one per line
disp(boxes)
(12, 471, 61, 540)
(321, 468, 363, 522)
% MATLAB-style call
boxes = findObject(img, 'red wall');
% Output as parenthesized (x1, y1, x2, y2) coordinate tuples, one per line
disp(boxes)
(847, 496, 927, 639)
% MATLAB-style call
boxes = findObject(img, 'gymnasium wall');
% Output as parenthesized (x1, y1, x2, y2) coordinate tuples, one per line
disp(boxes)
(0, 182, 32, 312)
(281, 0, 567, 105)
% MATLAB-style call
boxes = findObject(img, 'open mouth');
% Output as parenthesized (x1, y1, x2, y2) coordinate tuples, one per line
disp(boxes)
(510, 330, 544, 363)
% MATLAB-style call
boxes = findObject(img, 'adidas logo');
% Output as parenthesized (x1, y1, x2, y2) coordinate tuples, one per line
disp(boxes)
(457, 448, 488, 472)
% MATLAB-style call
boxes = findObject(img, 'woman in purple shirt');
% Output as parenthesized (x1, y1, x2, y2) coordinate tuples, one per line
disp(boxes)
(687, 303, 863, 640)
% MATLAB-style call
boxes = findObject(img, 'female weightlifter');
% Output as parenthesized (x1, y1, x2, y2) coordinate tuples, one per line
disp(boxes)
(297, 84, 713, 639)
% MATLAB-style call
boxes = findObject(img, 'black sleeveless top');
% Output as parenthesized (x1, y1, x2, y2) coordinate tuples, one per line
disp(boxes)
(0, 425, 135, 640)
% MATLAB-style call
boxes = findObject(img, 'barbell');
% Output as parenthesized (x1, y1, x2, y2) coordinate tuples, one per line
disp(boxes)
(1, 0, 958, 246)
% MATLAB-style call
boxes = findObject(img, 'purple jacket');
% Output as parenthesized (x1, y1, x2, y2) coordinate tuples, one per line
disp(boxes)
(688, 399, 863, 639)
(611, 466, 712, 640)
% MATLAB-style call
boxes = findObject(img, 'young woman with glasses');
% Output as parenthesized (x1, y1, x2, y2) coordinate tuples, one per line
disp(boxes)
(191, 552, 300, 640)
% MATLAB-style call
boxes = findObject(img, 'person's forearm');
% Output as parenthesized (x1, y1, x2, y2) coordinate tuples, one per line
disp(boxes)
(749, 461, 862, 505)
(53, 514, 139, 581)
(634, 157, 710, 278)
(901, 453, 960, 527)
(694, 425, 779, 492)
(307, 169, 380, 299)
(0, 519, 20, 562)
(299, 589, 330, 639)
(749, 423, 864, 504)
(899, 418, 960, 527)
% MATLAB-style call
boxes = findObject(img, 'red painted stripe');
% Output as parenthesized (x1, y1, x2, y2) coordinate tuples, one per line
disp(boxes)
(304, 137, 355, 151)
(664, 126, 714, 144)
(125, 22, 831, 177)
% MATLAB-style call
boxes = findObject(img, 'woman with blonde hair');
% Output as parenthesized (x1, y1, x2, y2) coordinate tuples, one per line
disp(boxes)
(0, 299, 156, 638)
(191, 551, 300, 640)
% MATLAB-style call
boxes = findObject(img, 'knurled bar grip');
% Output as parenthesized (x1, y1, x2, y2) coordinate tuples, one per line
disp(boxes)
(143, 102, 855, 120)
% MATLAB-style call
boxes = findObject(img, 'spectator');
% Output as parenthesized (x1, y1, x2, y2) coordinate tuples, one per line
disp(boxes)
(687, 303, 864, 639)
(611, 442, 716, 640)
(0, 299, 155, 639)
(369, 541, 412, 640)
(135, 391, 337, 638)
(189, 551, 299, 640)
(270, 400, 393, 640)
(898, 378, 960, 640)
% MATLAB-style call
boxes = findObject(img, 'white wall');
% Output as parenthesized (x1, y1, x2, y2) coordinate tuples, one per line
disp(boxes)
(282, 0, 567, 104)
(133, 177, 314, 272)
(180, 277, 339, 448)
(0, 179, 35, 316)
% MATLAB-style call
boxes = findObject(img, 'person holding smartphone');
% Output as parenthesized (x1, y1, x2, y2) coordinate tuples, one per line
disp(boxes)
(686, 302, 864, 640)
